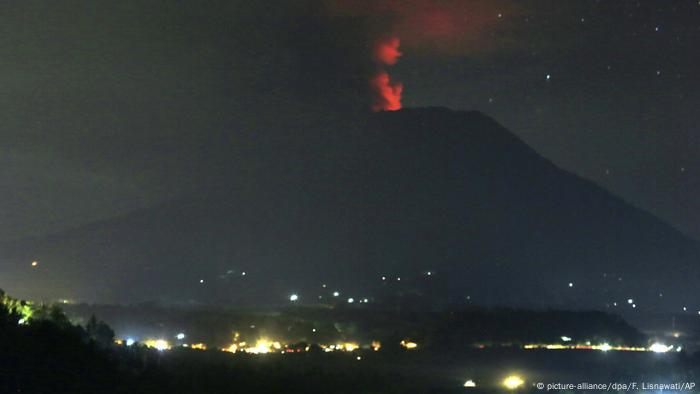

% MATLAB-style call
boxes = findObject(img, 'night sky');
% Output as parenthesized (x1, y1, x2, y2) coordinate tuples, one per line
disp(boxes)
(2, 1, 700, 297)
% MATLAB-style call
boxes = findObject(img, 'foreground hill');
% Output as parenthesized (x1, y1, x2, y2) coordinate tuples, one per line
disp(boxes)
(2, 108, 698, 310)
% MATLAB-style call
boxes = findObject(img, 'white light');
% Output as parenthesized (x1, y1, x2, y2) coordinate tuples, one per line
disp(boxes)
(176, 333, 185, 340)
(397, 277, 401, 281)
(381, 276, 386, 281)
(363, 298, 369, 303)
(18, 318, 26, 325)
(683, 306, 687, 311)
(312, 328, 316, 332)
(289, 294, 299, 302)
(632, 304, 636, 308)
(568, 282, 573, 287)
(649, 343, 672, 353)
(463, 379, 477, 388)
(627, 298, 634, 304)
(126, 338, 135, 346)
(598, 343, 612, 352)
(333, 291, 340, 297)
(356, 356, 362, 360)
(347, 298, 354, 303)
(426, 271, 432, 276)
(241, 272, 246, 276)
(560, 336, 571, 342)
(546, 74, 551, 80)
(199, 279, 204, 283)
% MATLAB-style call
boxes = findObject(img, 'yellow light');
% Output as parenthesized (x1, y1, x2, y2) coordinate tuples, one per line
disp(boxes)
(222, 344, 238, 353)
(341, 342, 359, 352)
(400, 340, 418, 349)
(244, 339, 278, 354)
(190, 343, 207, 350)
(503, 375, 524, 390)
(545, 344, 567, 349)
(31, 261, 38, 267)
(144, 339, 171, 351)
(255, 340, 271, 354)
(371, 341, 382, 351)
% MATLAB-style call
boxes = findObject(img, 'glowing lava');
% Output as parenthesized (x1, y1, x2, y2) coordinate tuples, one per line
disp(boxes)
(371, 71, 402, 112)
(371, 36, 402, 112)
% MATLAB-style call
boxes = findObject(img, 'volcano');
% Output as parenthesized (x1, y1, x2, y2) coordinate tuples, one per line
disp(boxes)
(2, 108, 698, 311)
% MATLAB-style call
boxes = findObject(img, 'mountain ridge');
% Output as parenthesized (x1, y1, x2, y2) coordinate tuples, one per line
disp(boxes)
(2, 107, 698, 311)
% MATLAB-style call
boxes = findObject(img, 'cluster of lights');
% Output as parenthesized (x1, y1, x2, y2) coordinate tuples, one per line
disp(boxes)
(220, 339, 368, 355)
(117, 335, 208, 351)
(221, 339, 282, 354)
(220, 340, 391, 354)
(522, 341, 677, 353)
(462, 375, 524, 390)
(289, 292, 370, 305)
(322, 342, 360, 352)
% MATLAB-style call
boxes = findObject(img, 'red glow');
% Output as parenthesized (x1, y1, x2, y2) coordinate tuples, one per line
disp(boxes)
(371, 71, 402, 112)
(374, 37, 401, 65)
(371, 35, 402, 112)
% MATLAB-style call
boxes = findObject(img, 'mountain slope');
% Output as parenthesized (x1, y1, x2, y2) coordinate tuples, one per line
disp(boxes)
(2, 108, 698, 311)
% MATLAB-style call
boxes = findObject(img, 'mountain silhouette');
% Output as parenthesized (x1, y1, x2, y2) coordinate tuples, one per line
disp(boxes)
(2, 107, 698, 311)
